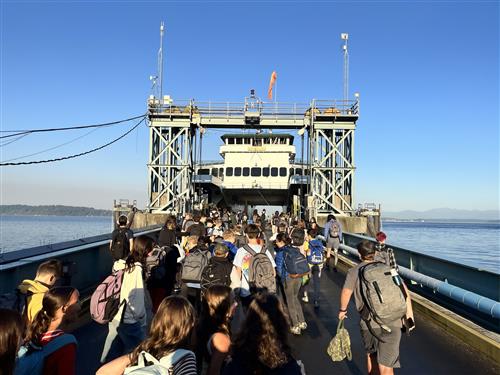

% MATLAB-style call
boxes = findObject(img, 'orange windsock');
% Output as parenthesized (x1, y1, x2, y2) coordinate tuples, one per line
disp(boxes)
(267, 71, 277, 100)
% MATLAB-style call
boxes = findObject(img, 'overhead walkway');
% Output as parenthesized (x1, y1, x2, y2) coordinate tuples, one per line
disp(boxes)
(72, 265, 499, 375)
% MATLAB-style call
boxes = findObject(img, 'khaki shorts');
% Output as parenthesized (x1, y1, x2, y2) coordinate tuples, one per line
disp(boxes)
(327, 237, 340, 250)
(360, 326, 401, 368)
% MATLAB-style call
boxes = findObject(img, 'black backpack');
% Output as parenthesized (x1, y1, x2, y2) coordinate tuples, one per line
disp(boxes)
(200, 258, 232, 296)
(111, 228, 130, 261)
(145, 246, 168, 283)
(0, 288, 30, 316)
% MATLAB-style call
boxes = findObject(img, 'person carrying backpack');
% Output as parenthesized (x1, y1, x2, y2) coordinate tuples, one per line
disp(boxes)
(277, 229, 308, 335)
(338, 240, 415, 375)
(200, 243, 233, 297)
(17, 286, 80, 375)
(181, 237, 212, 308)
(100, 236, 152, 364)
(15, 259, 62, 323)
(304, 228, 325, 309)
(232, 224, 276, 307)
(324, 214, 343, 271)
(110, 215, 134, 263)
(97, 296, 197, 375)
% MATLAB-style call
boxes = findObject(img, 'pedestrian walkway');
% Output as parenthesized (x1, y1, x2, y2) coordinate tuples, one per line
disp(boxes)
(73, 267, 500, 375)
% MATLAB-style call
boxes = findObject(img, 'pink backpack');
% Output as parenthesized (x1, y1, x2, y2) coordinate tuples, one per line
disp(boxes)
(90, 270, 124, 324)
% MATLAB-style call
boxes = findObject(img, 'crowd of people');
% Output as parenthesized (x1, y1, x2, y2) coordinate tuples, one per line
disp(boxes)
(0, 207, 414, 375)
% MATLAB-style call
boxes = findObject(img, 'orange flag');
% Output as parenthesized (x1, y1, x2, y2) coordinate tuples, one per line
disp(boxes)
(267, 71, 277, 100)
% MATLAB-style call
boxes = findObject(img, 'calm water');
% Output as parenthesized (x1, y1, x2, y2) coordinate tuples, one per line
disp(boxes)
(0, 216, 499, 274)
(0, 215, 112, 252)
(382, 221, 500, 274)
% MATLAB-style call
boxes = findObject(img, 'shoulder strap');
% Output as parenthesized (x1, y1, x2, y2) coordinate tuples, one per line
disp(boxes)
(243, 244, 257, 256)
(41, 334, 77, 357)
(159, 349, 195, 368)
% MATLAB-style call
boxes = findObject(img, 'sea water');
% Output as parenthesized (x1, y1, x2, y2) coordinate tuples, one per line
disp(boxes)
(0, 215, 499, 274)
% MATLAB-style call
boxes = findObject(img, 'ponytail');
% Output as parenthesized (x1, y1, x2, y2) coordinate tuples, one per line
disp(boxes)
(26, 286, 75, 345)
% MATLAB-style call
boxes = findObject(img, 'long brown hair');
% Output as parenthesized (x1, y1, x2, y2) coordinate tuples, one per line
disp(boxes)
(230, 292, 292, 373)
(197, 285, 233, 360)
(129, 296, 196, 365)
(25, 286, 76, 346)
(125, 235, 152, 270)
(0, 309, 24, 375)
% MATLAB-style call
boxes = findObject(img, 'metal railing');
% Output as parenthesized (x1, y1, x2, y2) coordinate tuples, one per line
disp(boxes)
(148, 98, 359, 118)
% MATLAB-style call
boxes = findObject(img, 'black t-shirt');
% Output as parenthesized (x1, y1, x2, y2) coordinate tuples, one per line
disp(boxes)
(158, 227, 177, 247)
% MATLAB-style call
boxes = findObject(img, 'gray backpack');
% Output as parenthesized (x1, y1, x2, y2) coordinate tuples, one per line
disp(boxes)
(358, 262, 407, 331)
(243, 245, 276, 294)
(181, 248, 211, 283)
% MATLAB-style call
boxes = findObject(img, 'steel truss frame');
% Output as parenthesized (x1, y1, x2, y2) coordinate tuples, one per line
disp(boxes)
(147, 98, 358, 215)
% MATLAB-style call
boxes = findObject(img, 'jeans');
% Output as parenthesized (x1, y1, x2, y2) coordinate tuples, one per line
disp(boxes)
(308, 265, 321, 302)
(284, 277, 305, 327)
(100, 320, 145, 363)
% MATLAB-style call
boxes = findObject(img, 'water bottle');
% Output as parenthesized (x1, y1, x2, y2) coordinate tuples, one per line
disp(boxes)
(390, 268, 402, 287)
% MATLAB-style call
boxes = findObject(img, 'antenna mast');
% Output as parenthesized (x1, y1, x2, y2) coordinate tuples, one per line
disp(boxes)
(158, 22, 165, 101)
(341, 33, 349, 102)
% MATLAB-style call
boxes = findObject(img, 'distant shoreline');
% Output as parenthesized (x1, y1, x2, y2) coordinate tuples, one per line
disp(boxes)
(382, 218, 500, 224)
(0, 205, 112, 217)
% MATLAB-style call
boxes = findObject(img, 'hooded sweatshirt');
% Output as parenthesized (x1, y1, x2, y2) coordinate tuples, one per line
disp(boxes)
(112, 260, 146, 327)
(17, 279, 49, 322)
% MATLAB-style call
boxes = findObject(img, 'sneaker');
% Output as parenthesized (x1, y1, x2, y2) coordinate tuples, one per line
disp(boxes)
(314, 300, 320, 309)
(298, 322, 307, 330)
(302, 293, 309, 303)
(290, 326, 301, 335)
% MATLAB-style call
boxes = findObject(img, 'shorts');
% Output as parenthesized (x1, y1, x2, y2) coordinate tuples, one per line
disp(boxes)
(327, 237, 340, 250)
(360, 325, 401, 368)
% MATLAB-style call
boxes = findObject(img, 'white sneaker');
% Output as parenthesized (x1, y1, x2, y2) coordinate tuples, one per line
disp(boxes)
(290, 326, 301, 335)
(299, 322, 307, 330)
(302, 293, 309, 303)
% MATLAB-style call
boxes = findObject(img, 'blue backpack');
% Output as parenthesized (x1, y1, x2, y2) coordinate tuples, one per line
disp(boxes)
(16, 334, 77, 375)
(284, 246, 309, 277)
(307, 240, 325, 265)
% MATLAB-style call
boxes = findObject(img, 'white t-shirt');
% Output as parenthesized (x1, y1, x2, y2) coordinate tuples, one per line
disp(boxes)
(233, 243, 276, 297)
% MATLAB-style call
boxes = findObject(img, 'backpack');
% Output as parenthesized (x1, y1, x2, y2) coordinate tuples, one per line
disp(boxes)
(181, 248, 211, 283)
(90, 270, 125, 324)
(307, 240, 324, 265)
(272, 216, 280, 226)
(284, 246, 309, 277)
(0, 288, 30, 316)
(329, 221, 340, 238)
(358, 262, 407, 331)
(243, 245, 276, 294)
(145, 246, 167, 282)
(15, 334, 77, 375)
(124, 349, 195, 375)
(111, 228, 130, 261)
(200, 258, 231, 296)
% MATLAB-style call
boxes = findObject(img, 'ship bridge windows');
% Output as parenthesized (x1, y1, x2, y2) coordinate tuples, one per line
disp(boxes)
(226, 167, 233, 177)
(234, 167, 242, 176)
(271, 167, 278, 177)
(198, 168, 209, 175)
(251, 167, 261, 177)
(243, 167, 250, 176)
(263, 167, 270, 177)
(212, 169, 219, 177)
(279, 167, 287, 177)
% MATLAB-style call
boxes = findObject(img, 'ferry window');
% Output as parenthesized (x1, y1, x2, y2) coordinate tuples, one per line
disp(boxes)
(263, 167, 270, 177)
(226, 167, 233, 177)
(251, 167, 261, 177)
(271, 167, 278, 177)
(199, 168, 209, 175)
(236, 138, 242, 144)
(219, 168, 224, 177)
(279, 167, 287, 177)
(254, 139, 262, 146)
(212, 169, 219, 177)
(243, 167, 250, 176)
(235, 167, 242, 176)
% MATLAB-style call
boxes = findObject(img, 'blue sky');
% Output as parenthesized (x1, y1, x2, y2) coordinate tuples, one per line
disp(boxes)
(1, 1, 498, 211)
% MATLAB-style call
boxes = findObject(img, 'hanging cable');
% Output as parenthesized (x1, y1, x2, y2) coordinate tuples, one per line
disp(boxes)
(0, 116, 146, 167)
(0, 133, 29, 147)
(0, 113, 146, 139)
(2, 128, 100, 163)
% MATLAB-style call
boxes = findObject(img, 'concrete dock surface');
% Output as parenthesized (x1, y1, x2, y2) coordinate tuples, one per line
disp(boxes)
(74, 267, 499, 375)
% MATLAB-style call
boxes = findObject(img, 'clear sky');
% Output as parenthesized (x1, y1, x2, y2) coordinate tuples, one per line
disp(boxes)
(1, 1, 498, 211)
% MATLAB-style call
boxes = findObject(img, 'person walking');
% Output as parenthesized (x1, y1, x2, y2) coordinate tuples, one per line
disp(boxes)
(324, 214, 342, 271)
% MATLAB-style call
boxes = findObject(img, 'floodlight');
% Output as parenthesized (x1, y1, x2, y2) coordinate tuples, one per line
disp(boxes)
(341, 33, 349, 40)
(354, 92, 360, 98)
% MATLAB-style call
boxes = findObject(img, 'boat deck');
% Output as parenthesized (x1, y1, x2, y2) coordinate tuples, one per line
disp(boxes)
(74, 267, 499, 375)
